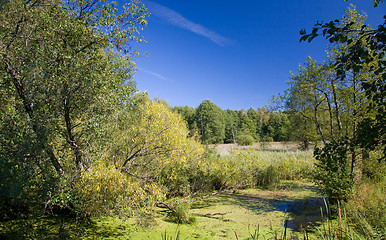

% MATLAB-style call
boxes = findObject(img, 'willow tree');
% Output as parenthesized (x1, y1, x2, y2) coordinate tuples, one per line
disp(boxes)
(98, 95, 204, 197)
(0, 0, 148, 215)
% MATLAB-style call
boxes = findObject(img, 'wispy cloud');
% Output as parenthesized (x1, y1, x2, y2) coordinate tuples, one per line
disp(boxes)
(139, 68, 170, 82)
(145, 1, 233, 47)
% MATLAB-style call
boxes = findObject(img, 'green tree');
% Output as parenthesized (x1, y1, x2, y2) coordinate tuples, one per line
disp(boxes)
(300, 2, 385, 161)
(247, 107, 262, 141)
(282, 56, 360, 201)
(224, 109, 239, 143)
(267, 112, 290, 141)
(195, 99, 225, 144)
(283, 58, 332, 143)
(173, 105, 199, 138)
(0, 0, 148, 215)
(0, 0, 148, 172)
(296, 4, 385, 202)
(256, 107, 270, 140)
(238, 109, 257, 140)
(286, 110, 317, 149)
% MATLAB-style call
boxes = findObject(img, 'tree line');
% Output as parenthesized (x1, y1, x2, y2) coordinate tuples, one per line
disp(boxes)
(173, 101, 314, 146)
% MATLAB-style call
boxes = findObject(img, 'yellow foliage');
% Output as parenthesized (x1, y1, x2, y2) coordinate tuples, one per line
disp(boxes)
(74, 161, 164, 217)
(108, 94, 204, 178)
(74, 95, 205, 216)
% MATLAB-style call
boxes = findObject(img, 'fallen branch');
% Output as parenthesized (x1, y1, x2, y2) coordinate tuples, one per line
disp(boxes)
(192, 211, 234, 222)
(223, 218, 234, 222)
(156, 202, 175, 213)
(191, 211, 232, 217)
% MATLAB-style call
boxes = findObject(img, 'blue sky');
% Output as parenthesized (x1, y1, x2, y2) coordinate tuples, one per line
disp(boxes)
(130, 0, 384, 110)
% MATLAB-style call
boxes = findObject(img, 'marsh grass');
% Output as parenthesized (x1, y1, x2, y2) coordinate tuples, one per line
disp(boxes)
(161, 228, 181, 240)
(0, 143, 334, 239)
(201, 144, 315, 193)
(166, 202, 196, 224)
(213, 143, 315, 182)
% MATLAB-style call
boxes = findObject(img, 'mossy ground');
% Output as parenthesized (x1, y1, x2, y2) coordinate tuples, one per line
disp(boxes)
(129, 180, 323, 239)
(0, 180, 324, 239)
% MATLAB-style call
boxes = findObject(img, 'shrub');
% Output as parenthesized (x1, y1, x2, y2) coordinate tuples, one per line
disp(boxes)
(73, 162, 164, 217)
(167, 202, 195, 224)
(262, 136, 274, 142)
(313, 139, 353, 202)
(236, 134, 254, 146)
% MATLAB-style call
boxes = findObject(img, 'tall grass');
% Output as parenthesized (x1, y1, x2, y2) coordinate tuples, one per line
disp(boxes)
(257, 149, 315, 181)
(342, 177, 386, 239)
(158, 146, 315, 199)
(156, 145, 316, 226)
(161, 228, 181, 240)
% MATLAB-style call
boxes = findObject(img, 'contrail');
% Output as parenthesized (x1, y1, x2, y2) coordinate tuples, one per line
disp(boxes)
(145, 1, 233, 47)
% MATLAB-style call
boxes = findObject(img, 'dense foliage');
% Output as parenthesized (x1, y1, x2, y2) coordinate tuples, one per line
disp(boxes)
(174, 101, 299, 145)
(0, 0, 206, 220)
(279, 2, 385, 237)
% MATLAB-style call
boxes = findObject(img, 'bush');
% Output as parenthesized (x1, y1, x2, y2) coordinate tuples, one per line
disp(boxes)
(313, 139, 353, 202)
(262, 136, 274, 142)
(167, 202, 196, 224)
(73, 162, 164, 217)
(236, 134, 254, 146)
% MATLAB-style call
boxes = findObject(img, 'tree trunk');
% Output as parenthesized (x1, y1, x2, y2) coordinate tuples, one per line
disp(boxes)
(63, 95, 83, 171)
(351, 72, 358, 180)
(331, 77, 343, 135)
(3, 52, 64, 175)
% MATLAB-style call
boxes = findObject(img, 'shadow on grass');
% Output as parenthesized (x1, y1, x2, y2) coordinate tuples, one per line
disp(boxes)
(0, 215, 133, 239)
